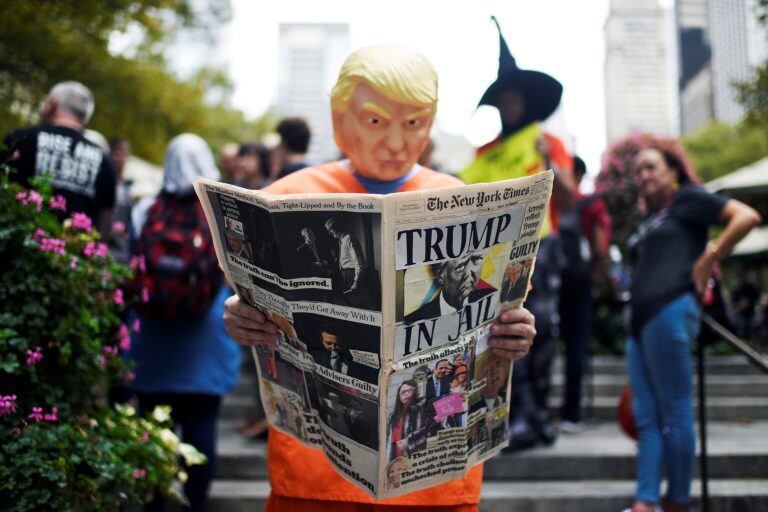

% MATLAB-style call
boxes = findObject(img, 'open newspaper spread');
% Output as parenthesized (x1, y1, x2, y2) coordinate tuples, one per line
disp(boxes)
(194, 171, 553, 499)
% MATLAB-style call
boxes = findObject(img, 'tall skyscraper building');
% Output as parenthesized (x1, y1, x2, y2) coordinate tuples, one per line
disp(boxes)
(677, 0, 768, 134)
(677, 0, 714, 134)
(604, 0, 674, 144)
(276, 23, 350, 164)
(709, 0, 766, 124)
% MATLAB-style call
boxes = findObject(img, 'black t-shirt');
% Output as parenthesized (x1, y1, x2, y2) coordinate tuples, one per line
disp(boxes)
(3, 124, 116, 222)
(628, 184, 728, 335)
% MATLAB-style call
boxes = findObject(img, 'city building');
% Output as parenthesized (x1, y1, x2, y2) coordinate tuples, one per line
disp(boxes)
(677, 0, 714, 134)
(677, 0, 768, 134)
(604, 0, 675, 144)
(277, 23, 350, 164)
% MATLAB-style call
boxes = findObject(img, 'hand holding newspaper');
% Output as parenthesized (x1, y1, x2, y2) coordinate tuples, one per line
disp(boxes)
(194, 171, 553, 499)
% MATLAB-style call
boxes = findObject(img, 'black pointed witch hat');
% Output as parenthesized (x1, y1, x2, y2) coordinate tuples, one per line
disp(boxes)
(478, 16, 563, 121)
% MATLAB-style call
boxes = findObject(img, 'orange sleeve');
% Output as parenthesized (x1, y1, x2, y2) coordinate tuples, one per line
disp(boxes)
(544, 133, 572, 172)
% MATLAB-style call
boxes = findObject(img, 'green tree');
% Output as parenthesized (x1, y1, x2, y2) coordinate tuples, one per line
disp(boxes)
(737, 0, 768, 128)
(0, 0, 271, 163)
(682, 121, 768, 182)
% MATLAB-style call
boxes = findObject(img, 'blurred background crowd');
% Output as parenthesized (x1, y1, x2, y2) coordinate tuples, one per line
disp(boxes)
(2, 1, 767, 511)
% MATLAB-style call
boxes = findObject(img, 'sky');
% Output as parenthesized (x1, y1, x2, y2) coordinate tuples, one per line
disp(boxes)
(206, 0, 675, 176)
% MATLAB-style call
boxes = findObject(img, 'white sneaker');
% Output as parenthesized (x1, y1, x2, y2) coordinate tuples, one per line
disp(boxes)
(559, 420, 583, 434)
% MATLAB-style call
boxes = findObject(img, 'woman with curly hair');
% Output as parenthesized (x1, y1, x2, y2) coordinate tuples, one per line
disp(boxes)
(623, 142, 760, 512)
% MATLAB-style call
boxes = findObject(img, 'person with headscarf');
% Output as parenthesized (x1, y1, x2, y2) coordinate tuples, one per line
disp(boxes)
(126, 133, 241, 512)
(460, 17, 577, 451)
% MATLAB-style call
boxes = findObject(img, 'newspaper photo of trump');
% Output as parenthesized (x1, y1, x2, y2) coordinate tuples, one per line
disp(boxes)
(394, 241, 514, 360)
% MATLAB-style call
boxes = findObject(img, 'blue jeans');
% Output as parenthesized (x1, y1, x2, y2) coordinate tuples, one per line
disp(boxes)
(627, 293, 700, 504)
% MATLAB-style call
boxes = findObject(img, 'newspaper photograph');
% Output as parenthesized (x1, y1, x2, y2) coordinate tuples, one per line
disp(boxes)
(194, 170, 553, 499)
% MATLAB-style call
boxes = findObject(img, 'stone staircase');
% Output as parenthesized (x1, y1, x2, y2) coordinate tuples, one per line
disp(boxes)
(207, 355, 768, 511)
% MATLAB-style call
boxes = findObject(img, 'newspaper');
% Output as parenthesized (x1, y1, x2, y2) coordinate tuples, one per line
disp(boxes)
(194, 171, 553, 499)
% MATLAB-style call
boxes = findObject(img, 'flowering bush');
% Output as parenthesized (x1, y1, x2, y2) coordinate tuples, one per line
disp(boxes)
(594, 133, 699, 246)
(0, 170, 202, 510)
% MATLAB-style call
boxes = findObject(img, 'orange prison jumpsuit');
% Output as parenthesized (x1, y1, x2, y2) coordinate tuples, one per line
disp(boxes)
(262, 162, 482, 512)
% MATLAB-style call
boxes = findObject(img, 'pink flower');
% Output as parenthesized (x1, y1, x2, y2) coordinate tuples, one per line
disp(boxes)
(123, 370, 135, 383)
(132, 469, 146, 479)
(141, 431, 150, 442)
(26, 347, 43, 365)
(33, 228, 47, 241)
(28, 191, 43, 212)
(114, 289, 124, 305)
(49, 195, 67, 211)
(43, 407, 58, 422)
(102, 270, 112, 282)
(141, 286, 150, 303)
(129, 255, 146, 273)
(132, 319, 141, 333)
(112, 221, 125, 234)
(40, 237, 66, 255)
(0, 395, 17, 416)
(28, 406, 44, 422)
(83, 242, 96, 257)
(83, 242, 109, 258)
(103, 345, 118, 356)
(98, 355, 107, 367)
(69, 256, 78, 270)
(15, 191, 41, 211)
(118, 323, 131, 351)
(70, 212, 92, 232)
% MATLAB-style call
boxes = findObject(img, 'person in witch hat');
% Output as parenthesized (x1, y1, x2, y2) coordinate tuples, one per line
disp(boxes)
(460, 17, 576, 451)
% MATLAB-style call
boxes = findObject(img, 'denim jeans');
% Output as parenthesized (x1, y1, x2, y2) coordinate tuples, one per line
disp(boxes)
(627, 292, 700, 504)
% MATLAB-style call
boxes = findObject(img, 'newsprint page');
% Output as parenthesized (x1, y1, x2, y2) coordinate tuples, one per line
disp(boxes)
(194, 171, 553, 499)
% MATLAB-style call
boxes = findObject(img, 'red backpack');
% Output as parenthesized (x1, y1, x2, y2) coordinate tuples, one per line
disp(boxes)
(131, 193, 222, 320)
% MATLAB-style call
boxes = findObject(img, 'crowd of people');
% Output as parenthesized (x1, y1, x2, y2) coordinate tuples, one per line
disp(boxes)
(2, 16, 764, 512)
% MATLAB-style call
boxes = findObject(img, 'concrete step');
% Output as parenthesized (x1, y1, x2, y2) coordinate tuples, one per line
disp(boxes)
(549, 374, 768, 398)
(551, 355, 765, 376)
(585, 396, 768, 422)
(478, 479, 768, 512)
(482, 421, 768, 481)
(206, 478, 768, 512)
(214, 421, 768, 481)
(231, 372, 768, 400)
(219, 392, 768, 422)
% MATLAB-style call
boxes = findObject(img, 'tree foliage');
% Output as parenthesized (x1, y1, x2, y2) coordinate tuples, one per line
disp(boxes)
(737, 0, 768, 128)
(0, 0, 272, 163)
(682, 121, 768, 183)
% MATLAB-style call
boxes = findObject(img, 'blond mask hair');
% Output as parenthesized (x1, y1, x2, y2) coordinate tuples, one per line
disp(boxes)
(330, 44, 438, 113)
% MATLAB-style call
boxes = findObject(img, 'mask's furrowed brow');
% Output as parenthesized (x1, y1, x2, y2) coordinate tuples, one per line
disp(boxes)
(406, 108, 434, 121)
(360, 102, 391, 120)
